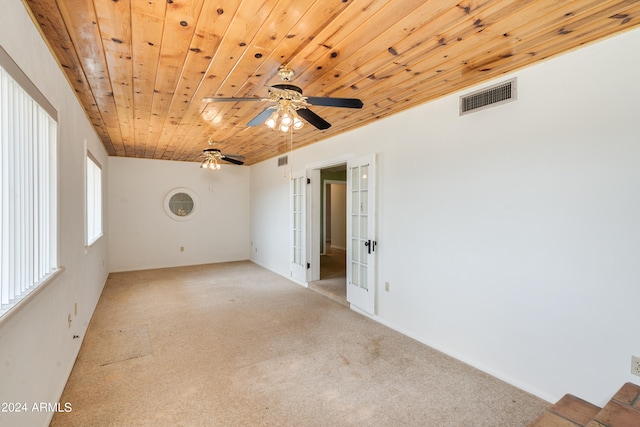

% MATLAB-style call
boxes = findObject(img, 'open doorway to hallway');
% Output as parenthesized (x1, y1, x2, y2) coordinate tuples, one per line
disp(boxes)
(308, 164, 347, 306)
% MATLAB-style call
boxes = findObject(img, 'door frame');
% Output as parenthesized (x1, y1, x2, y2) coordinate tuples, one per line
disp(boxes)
(302, 154, 377, 314)
(306, 155, 353, 283)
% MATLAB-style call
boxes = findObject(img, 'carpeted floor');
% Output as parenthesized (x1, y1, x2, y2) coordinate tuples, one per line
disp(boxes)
(308, 245, 347, 307)
(51, 261, 548, 426)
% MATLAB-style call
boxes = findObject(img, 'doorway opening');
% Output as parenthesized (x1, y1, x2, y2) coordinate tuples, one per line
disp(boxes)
(308, 164, 347, 306)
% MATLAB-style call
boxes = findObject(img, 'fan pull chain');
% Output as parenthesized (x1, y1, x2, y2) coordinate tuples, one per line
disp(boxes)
(283, 130, 288, 178)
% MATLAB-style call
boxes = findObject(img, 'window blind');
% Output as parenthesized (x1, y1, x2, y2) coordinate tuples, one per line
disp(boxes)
(0, 52, 57, 318)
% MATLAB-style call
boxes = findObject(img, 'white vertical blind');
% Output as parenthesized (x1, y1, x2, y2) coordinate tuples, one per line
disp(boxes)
(0, 63, 57, 316)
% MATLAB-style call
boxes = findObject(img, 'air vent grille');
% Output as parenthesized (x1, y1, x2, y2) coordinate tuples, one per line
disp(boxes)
(460, 78, 516, 115)
(277, 155, 288, 167)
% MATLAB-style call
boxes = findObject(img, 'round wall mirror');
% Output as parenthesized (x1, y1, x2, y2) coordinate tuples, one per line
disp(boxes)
(164, 188, 199, 221)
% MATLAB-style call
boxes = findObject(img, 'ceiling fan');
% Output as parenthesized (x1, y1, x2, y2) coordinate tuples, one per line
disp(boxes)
(200, 140, 244, 169)
(202, 66, 363, 131)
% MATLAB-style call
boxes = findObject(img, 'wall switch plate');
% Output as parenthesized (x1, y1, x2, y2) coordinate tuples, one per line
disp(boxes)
(385, 282, 390, 292)
(632, 355, 640, 376)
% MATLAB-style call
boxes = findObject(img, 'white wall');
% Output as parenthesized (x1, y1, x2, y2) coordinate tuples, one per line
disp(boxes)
(108, 157, 250, 272)
(250, 28, 640, 405)
(0, 1, 109, 426)
(250, 162, 292, 275)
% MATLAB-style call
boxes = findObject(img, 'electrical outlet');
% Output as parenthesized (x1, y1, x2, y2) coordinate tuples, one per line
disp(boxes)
(632, 355, 640, 376)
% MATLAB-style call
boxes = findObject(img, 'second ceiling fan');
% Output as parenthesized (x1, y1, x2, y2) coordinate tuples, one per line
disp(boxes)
(202, 66, 363, 131)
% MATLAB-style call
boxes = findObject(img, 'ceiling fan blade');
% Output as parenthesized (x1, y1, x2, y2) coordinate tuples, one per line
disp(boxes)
(202, 97, 262, 102)
(221, 156, 244, 165)
(306, 96, 363, 109)
(298, 108, 331, 130)
(247, 108, 275, 126)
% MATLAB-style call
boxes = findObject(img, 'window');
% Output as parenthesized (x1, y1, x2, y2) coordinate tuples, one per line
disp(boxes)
(163, 188, 199, 221)
(0, 47, 58, 320)
(86, 153, 102, 245)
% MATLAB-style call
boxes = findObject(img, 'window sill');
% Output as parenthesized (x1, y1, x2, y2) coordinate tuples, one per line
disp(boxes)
(85, 233, 104, 251)
(0, 267, 66, 328)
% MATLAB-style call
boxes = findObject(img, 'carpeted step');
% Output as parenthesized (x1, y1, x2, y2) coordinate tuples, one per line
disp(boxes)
(529, 394, 600, 427)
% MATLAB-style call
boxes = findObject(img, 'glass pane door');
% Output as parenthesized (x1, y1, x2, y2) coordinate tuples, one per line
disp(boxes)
(290, 171, 307, 283)
(346, 155, 376, 314)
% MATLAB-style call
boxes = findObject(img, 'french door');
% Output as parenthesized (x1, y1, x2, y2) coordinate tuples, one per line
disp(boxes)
(346, 154, 376, 314)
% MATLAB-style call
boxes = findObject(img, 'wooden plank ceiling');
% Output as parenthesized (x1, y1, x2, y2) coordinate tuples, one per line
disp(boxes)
(22, 0, 640, 165)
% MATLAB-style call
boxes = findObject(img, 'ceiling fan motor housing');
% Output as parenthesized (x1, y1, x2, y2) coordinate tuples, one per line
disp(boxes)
(272, 84, 303, 94)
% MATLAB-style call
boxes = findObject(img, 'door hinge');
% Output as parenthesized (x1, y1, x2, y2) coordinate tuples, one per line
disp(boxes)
(307, 178, 311, 184)
(307, 262, 311, 269)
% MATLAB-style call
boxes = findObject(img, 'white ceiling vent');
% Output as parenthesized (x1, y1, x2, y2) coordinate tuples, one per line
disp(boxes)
(460, 78, 517, 115)
(277, 155, 288, 167)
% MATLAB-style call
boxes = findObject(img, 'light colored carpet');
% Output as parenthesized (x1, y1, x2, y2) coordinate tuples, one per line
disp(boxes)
(51, 261, 548, 426)
(309, 245, 347, 307)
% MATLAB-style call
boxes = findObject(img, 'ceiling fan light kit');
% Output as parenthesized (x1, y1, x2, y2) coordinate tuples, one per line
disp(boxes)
(200, 156, 221, 170)
(265, 103, 305, 133)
